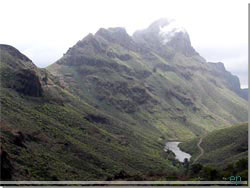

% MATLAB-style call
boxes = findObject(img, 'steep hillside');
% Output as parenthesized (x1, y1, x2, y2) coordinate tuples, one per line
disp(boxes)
(179, 123, 248, 167)
(0, 44, 179, 181)
(48, 19, 247, 141)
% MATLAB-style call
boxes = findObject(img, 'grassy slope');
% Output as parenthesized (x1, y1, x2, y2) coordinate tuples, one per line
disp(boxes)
(48, 31, 247, 142)
(179, 123, 248, 167)
(0, 45, 178, 180)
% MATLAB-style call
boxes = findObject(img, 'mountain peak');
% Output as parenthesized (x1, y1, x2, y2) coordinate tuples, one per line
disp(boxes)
(133, 18, 198, 57)
(95, 27, 129, 40)
(157, 19, 187, 44)
(135, 18, 187, 42)
(95, 27, 136, 50)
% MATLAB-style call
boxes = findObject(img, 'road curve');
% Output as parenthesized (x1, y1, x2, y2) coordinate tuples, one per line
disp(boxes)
(193, 136, 205, 164)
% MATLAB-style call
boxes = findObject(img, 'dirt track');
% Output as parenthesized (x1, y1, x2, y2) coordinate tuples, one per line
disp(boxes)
(193, 136, 205, 163)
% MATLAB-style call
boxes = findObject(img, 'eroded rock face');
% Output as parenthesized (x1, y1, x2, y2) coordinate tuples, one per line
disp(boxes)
(167, 32, 198, 56)
(106, 51, 132, 61)
(13, 69, 43, 97)
(93, 79, 156, 104)
(13, 131, 26, 148)
(95, 27, 137, 51)
(84, 114, 109, 124)
(208, 62, 247, 100)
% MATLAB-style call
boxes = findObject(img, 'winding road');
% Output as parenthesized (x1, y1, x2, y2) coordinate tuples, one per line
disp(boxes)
(193, 136, 205, 164)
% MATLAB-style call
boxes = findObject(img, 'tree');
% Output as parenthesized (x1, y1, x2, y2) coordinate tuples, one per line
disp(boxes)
(190, 163, 203, 175)
(183, 158, 189, 175)
(201, 166, 220, 180)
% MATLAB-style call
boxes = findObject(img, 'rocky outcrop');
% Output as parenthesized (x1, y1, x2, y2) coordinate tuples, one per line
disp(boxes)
(167, 32, 198, 56)
(0, 44, 44, 97)
(106, 51, 132, 61)
(13, 69, 43, 97)
(85, 114, 109, 124)
(208, 62, 246, 100)
(13, 131, 26, 148)
(95, 27, 137, 51)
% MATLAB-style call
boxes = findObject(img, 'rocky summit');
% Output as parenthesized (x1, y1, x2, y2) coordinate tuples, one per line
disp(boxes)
(0, 18, 248, 181)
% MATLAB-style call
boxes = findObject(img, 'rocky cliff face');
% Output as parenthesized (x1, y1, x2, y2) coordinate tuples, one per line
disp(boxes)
(0, 45, 42, 97)
(208, 62, 247, 100)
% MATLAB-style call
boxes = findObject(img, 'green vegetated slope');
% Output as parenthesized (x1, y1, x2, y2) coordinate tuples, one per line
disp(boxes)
(0, 44, 178, 181)
(0, 18, 248, 181)
(179, 123, 248, 167)
(48, 20, 247, 141)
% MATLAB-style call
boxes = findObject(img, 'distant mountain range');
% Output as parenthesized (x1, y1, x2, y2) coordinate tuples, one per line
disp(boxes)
(0, 18, 247, 181)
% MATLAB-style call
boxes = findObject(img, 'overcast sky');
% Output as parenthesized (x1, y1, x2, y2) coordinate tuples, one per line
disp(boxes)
(0, 0, 248, 88)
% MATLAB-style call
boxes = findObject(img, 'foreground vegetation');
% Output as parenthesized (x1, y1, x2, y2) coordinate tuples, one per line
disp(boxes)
(179, 123, 248, 181)
(184, 158, 248, 181)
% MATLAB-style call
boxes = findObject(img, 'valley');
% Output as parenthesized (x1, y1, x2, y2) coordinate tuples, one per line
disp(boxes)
(0, 18, 248, 182)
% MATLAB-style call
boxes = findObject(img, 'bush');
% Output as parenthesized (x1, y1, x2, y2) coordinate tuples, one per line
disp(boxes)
(190, 163, 203, 175)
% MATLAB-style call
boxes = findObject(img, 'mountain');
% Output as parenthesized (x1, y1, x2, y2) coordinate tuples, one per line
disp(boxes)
(0, 18, 248, 181)
(0, 44, 178, 181)
(48, 18, 247, 140)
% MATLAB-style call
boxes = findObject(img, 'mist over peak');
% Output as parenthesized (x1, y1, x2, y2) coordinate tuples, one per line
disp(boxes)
(158, 19, 187, 44)
(133, 18, 198, 57)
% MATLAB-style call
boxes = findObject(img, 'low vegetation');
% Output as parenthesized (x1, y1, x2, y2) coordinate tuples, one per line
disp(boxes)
(179, 123, 248, 181)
